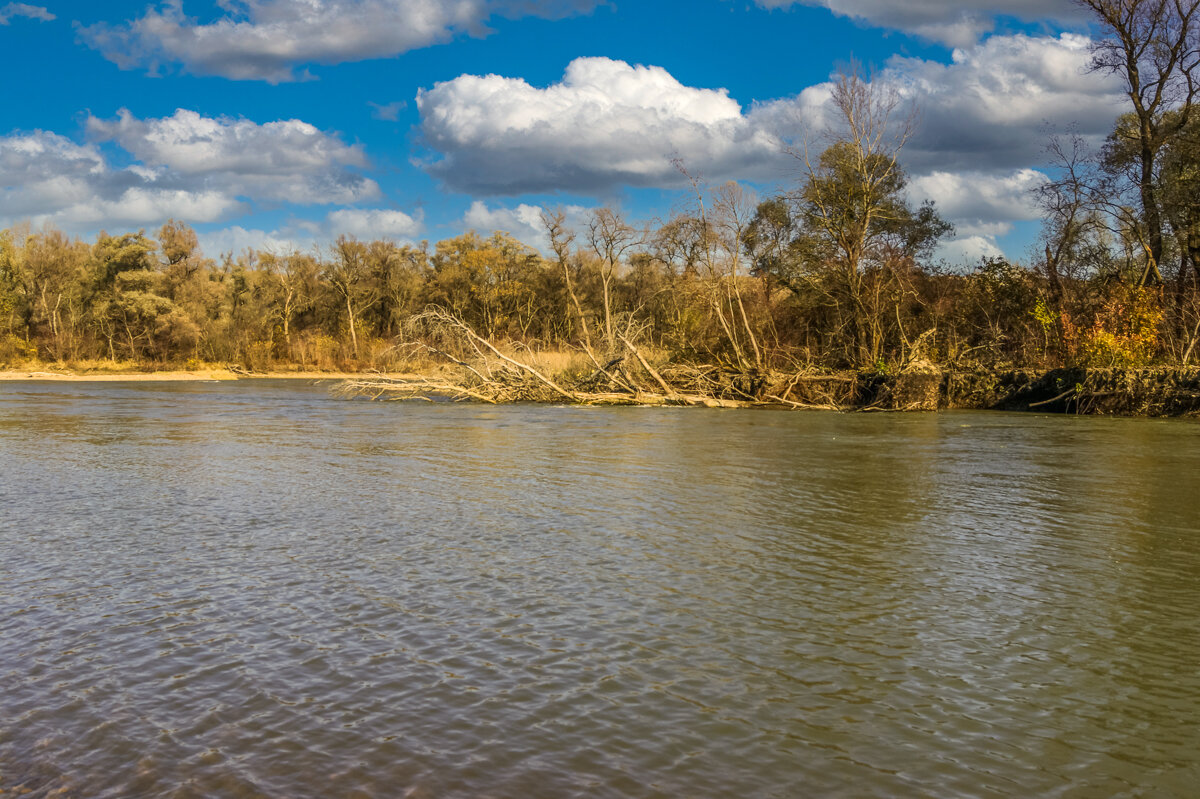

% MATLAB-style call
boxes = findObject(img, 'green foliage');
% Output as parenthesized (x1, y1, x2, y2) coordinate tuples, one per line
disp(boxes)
(743, 154, 951, 367)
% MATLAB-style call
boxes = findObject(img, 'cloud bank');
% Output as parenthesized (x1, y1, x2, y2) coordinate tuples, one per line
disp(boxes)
(87, 108, 377, 204)
(417, 56, 798, 194)
(80, 0, 604, 82)
(892, 34, 1125, 173)
(415, 34, 1123, 254)
(0, 131, 242, 228)
(754, 0, 1083, 47)
(1, 109, 379, 231)
(197, 206, 424, 259)
(327, 207, 423, 239)
(882, 33, 1122, 245)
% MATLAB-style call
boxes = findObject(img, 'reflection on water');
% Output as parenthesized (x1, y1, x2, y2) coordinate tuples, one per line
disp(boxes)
(1, 381, 1198, 798)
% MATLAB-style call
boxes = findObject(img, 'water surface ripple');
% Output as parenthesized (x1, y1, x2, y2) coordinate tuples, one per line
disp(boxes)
(1, 381, 1198, 797)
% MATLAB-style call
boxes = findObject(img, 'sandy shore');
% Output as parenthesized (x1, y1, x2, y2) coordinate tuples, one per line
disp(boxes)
(0, 369, 363, 382)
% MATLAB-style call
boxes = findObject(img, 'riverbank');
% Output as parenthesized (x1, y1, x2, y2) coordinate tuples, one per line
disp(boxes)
(0, 367, 362, 382)
(345, 362, 1200, 417)
(943, 366, 1200, 416)
(6, 361, 1199, 417)
(783, 364, 1200, 416)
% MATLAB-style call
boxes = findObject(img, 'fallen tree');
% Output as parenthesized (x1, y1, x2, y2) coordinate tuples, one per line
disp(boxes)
(337, 308, 948, 411)
(339, 309, 758, 407)
(338, 310, 1200, 416)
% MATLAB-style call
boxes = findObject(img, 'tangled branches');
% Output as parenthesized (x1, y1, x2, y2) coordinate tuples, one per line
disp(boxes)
(337, 308, 952, 413)
(339, 308, 769, 407)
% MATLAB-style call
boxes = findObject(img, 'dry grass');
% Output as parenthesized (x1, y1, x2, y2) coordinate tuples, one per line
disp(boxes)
(518, 348, 591, 379)
(3, 338, 675, 389)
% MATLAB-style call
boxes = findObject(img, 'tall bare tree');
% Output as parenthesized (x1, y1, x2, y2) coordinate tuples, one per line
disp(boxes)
(586, 208, 642, 348)
(260, 251, 319, 353)
(325, 236, 381, 359)
(542, 209, 595, 352)
(701, 182, 764, 370)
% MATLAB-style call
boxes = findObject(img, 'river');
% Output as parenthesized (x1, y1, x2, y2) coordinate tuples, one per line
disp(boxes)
(1, 380, 1198, 798)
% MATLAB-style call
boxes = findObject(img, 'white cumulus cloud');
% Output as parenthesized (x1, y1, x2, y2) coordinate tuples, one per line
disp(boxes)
(414, 36, 1119, 256)
(463, 200, 545, 238)
(417, 56, 795, 194)
(786, 34, 1125, 256)
(934, 234, 1006, 264)
(195, 225, 316, 258)
(0, 131, 242, 229)
(792, 34, 1124, 174)
(890, 33, 1126, 174)
(87, 108, 378, 205)
(197, 206, 425, 258)
(80, 0, 604, 83)
(2, 110, 382, 233)
(0, 132, 105, 190)
(754, 0, 1084, 47)
(327, 207, 423, 239)
(416, 36, 1120, 199)
(66, 189, 242, 227)
(461, 200, 592, 252)
(908, 169, 1048, 236)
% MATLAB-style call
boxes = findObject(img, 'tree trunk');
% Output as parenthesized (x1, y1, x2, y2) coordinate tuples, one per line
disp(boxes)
(601, 270, 614, 348)
(1138, 135, 1165, 285)
(345, 294, 359, 359)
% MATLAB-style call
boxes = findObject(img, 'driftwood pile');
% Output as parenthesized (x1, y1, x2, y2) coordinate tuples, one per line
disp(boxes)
(337, 315, 1200, 417)
(337, 309, 927, 410)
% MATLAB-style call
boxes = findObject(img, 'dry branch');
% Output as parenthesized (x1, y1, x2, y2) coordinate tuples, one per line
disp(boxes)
(339, 307, 859, 410)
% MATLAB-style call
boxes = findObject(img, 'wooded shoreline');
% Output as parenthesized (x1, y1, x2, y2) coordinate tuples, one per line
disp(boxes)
(5, 4, 1199, 420)
(341, 364, 1200, 417)
(9, 361, 1194, 417)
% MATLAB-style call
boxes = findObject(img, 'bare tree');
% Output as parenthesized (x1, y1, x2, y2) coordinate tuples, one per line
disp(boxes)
(586, 207, 642, 348)
(260, 251, 319, 353)
(1037, 132, 1109, 300)
(325, 236, 381, 359)
(541, 208, 595, 352)
(1078, 0, 1200, 284)
(703, 181, 764, 370)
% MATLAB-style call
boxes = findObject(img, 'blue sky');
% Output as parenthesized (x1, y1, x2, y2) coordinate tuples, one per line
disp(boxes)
(0, 1, 1126, 263)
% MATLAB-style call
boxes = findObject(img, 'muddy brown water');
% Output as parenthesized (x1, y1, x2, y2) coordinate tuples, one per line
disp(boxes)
(1, 380, 1198, 798)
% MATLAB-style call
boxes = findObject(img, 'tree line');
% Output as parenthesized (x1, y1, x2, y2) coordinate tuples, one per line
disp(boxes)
(2, 0, 1196, 375)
